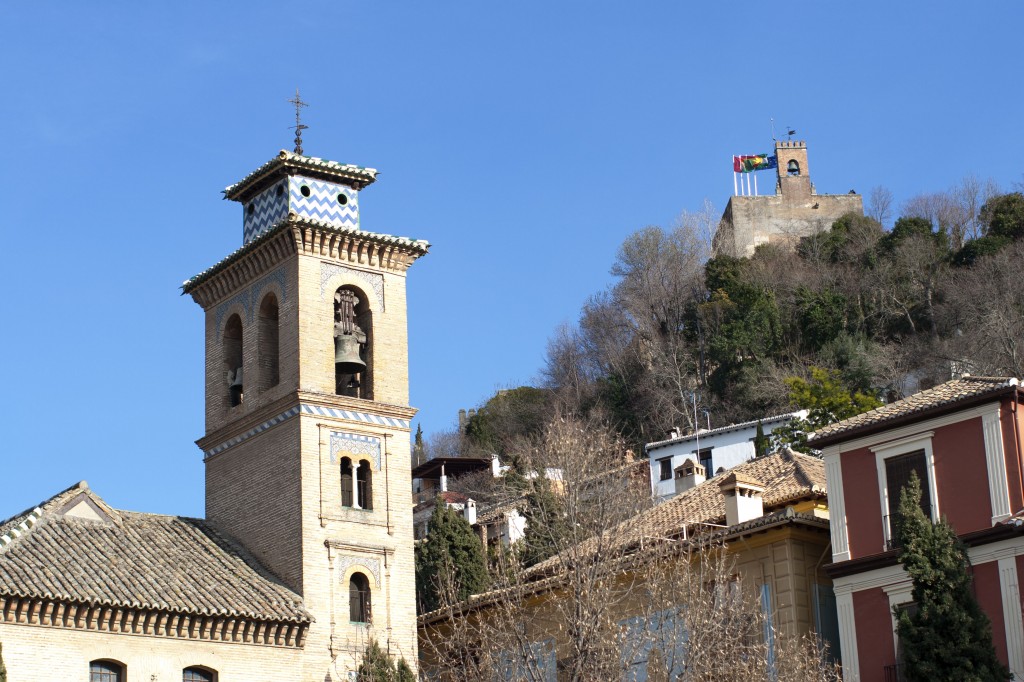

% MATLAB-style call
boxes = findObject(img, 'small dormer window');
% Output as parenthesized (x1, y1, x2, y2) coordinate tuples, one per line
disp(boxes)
(787, 160, 801, 176)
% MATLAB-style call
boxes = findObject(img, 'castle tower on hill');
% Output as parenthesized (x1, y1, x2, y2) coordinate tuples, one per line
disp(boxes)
(713, 139, 864, 258)
(183, 149, 429, 678)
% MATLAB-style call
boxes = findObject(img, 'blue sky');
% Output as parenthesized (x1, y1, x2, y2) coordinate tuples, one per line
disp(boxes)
(1, 2, 1022, 518)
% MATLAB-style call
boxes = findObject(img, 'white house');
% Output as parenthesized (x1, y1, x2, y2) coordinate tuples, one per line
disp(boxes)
(645, 411, 807, 501)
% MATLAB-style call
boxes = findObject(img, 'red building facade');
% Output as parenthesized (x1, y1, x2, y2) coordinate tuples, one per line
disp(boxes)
(810, 377, 1024, 681)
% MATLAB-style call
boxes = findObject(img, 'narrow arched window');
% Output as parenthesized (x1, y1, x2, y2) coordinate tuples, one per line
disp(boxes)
(341, 456, 354, 508)
(224, 313, 244, 407)
(350, 572, 371, 623)
(258, 293, 280, 390)
(333, 286, 372, 400)
(183, 667, 216, 682)
(787, 159, 801, 176)
(357, 460, 373, 510)
(90, 660, 125, 682)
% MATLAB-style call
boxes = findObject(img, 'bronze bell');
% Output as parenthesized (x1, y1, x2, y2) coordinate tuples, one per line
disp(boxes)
(334, 334, 366, 374)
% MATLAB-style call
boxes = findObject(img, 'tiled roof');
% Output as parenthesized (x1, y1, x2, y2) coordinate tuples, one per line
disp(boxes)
(808, 376, 1020, 446)
(225, 150, 378, 201)
(181, 213, 430, 292)
(532, 449, 826, 573)
(0, 482, 310, 623)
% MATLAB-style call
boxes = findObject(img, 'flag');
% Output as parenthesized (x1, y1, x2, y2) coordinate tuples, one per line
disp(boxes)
(732, 154, 777, 173)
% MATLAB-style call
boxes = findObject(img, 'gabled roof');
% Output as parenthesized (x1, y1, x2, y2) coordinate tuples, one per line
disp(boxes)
(0, 482, 310, 623)
(225, 150, 379, 201)
(808, 376, 1020, 448)
(531, 449, 827, 573)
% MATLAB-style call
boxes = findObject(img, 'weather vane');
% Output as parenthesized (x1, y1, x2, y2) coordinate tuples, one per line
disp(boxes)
(288, 88, 309, 155)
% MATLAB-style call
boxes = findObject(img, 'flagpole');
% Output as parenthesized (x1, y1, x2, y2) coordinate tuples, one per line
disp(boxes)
(733, 163, 738, 196)
(754, 172, 758, 196)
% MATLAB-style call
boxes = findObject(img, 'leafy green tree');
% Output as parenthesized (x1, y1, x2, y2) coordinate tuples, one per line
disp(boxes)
(952, 234, 1011, 267)
(774, 366, 882, 448)
(415, 502, 489, 613)
(796, 287, 848, 352)
(893, 474, 1009, 681)
(981, 192, 1024, 240)
(357, 639, 415, 682)
(520, 473, 571, 567)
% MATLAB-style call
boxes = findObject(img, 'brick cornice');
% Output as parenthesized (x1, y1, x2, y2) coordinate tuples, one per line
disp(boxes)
(0, 595, 308, 648)
(186, 228, 296, 310)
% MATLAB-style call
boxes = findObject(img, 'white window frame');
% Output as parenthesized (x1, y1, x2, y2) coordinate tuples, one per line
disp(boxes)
(872, 432, 939, 552)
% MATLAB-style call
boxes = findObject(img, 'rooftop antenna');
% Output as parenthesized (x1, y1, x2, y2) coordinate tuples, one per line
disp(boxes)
(771, 117, 776, 142)
(287, 88, 309, 155)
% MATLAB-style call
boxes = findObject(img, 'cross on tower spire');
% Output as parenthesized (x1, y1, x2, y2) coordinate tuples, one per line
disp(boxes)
(287, 88, 309, 155)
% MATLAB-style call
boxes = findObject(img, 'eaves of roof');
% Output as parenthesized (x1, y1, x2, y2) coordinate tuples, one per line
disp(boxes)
(808, 380, 1020, 449)
(181, 214, 430, 294)
(646, 411, 806, 453)
(224, 150, 378, 201)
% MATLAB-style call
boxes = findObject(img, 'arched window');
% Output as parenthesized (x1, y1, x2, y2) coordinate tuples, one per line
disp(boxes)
(787, 159, 801, 176)
(90, 660, 125, 682)
(333, 286, 372, 400)
(357, 460, 373, 510)
(341, 456, 354, 508)
(258, 293, 280, 390)
(224, 313, 244, 407)
(350, 572, 371, 623)
(183, 666, 216, 682)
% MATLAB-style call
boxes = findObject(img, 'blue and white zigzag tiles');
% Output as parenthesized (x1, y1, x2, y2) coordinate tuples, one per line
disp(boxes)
(241, 176, 361, 244)
(204, 403, 410, 458)
(243, 179, 289, 244)
(289, 177, 359, 229)
(330, 432, 381, 469)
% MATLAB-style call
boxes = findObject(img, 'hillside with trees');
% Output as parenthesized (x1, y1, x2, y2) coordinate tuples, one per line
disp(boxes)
(433, 180, 1024, 460)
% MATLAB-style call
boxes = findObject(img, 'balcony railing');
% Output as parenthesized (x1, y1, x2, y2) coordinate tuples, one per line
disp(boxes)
(884, 504, 932, 550)
(884, 663, 905, 682)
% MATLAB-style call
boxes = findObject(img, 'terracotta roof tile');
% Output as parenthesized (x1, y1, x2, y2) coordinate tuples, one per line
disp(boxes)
(808, 376, 1020, 446)
(0, 484, 310, 623)
(532, 449, 826, 573)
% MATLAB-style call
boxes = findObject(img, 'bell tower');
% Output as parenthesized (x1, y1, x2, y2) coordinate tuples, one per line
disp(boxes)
(184, 143, 429, 678)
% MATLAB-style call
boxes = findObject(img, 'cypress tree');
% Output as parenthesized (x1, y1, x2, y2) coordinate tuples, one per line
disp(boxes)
(414, 501, 489, 613)
(520, 474, 569, 567)
(893, 473, 1010, 681)
(0, 641, 7, 682)
(753, 420, 769, 457)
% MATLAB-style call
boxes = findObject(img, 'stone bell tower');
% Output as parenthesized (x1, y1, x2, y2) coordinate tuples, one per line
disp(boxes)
(183, 141, 429, 679)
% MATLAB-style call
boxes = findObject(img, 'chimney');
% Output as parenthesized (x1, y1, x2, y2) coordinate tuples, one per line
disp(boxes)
(463, 498, 477, 526)
(719, 472, 765, 526)
(668, 426, 681, 440)
(674, 460, 706, 494)
(440, 463, 447, 492)
(491, 454, 501, 477)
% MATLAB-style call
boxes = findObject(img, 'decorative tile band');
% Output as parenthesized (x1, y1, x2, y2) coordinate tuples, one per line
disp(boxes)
(299, 404, 409, 429)
(331, 432, 381, 469)
(214, 266, 288, 339)
(337, 554, 381, 588)
(205, 406, 302, 458)
(0, 507, 43, 551)
(204, 403, 409, 458)
(320, 262, 385, 311)
(290, 176, 359, 230)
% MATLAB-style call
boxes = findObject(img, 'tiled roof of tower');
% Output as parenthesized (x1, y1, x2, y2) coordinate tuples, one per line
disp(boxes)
(531, 449, 826, 574)
(181, 214, 430, 293)
(808, 376, 1021, 447)
(225, 150, 378, 201)
(0, 482, 311, 623)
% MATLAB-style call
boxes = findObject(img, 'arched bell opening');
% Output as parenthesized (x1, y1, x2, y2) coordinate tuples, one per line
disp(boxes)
(223, 314, 244, 407)
(333, 285, 373, 399)
(787, 159, 801, 176)
(258, 293, 280, 390)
